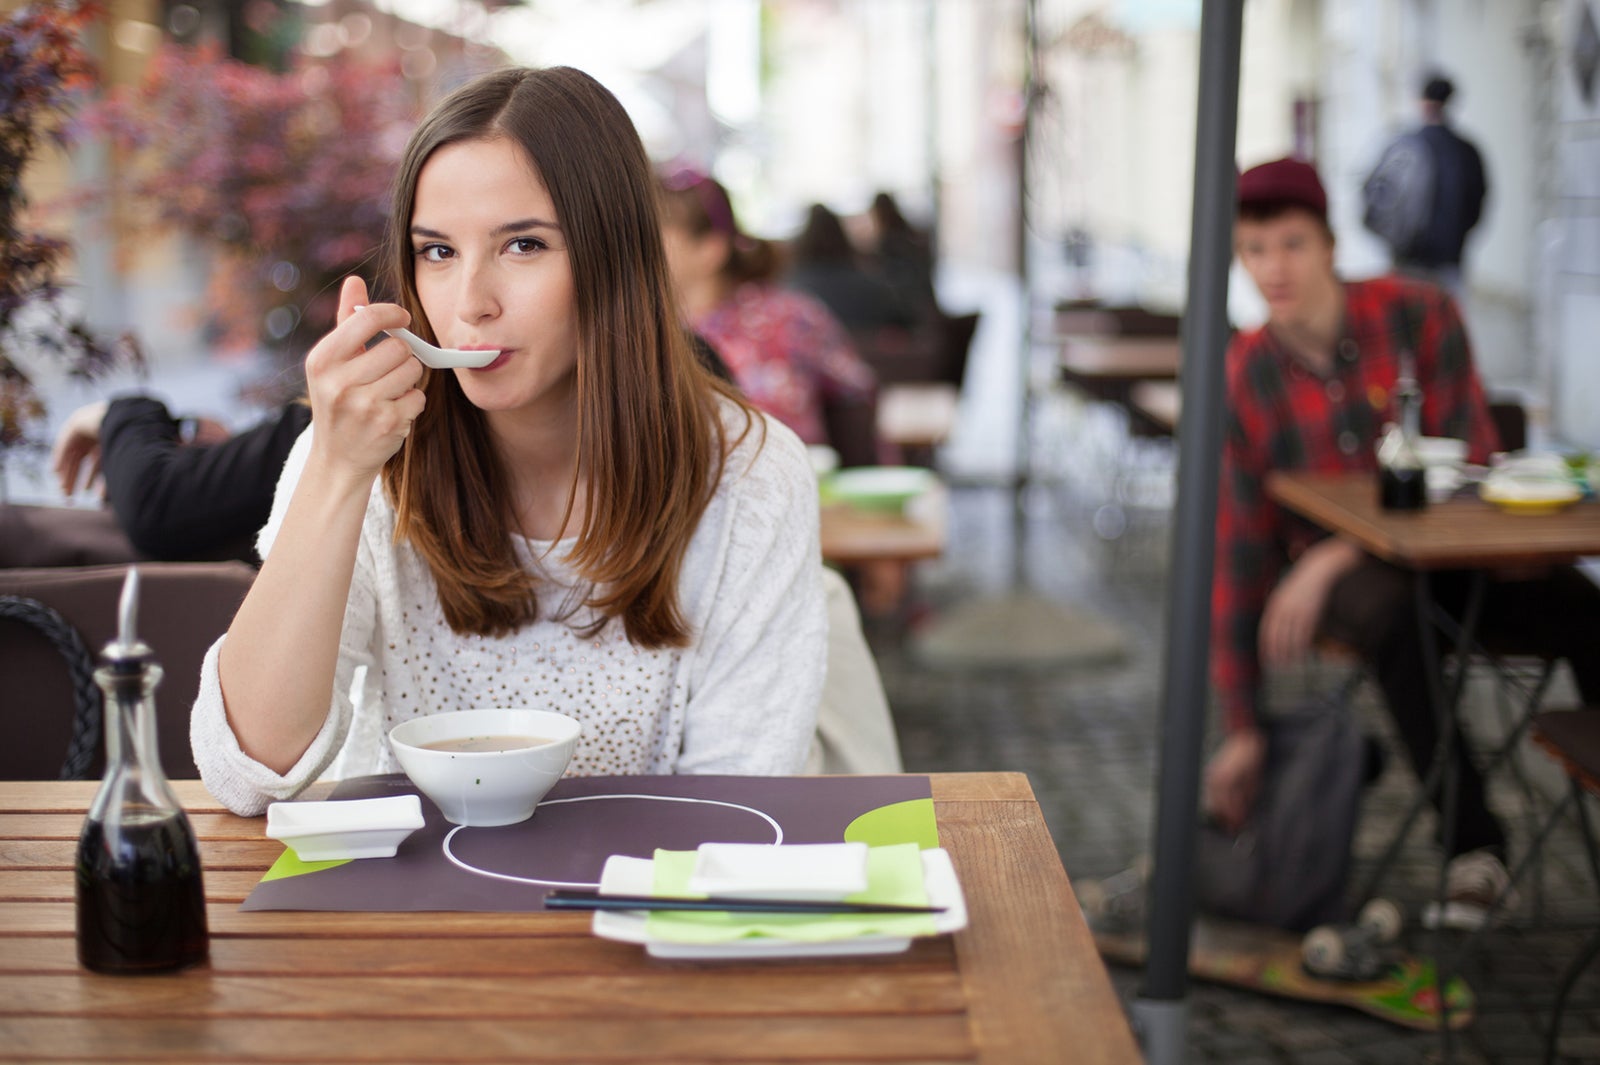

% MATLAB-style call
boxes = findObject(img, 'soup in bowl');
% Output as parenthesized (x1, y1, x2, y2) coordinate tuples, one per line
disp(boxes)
(389, 708, 581, 827)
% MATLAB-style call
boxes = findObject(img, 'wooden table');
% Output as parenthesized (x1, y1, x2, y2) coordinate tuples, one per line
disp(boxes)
(1129, 380, 1181, 436)
(1265, 470, 1600, 570)
(0, 774, 1139, 1064)
(819, 491, 947, 567)
(1057, 336, 1181, 406)
(878, 383, 960, 452)
(1266, 469, 1600, 914)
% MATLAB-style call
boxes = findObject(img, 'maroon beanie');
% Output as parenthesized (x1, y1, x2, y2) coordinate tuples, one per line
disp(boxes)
(1236, 157, 1327, 221)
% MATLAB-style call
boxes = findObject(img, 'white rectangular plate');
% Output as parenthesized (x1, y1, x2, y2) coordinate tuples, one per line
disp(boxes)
(590, 847, 967, 960)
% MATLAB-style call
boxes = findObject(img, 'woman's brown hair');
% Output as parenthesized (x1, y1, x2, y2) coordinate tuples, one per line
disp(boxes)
(379, 67, 754, 648)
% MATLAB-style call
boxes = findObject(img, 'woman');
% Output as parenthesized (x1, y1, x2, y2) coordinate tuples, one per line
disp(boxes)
(658, 169, 876, 449)
(191, 68, 826, 816)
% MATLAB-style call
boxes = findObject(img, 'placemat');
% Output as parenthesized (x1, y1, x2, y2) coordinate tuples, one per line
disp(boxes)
(242, 773, 936, 912)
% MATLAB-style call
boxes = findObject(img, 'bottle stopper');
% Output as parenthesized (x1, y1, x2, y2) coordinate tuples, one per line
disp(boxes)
(102, 567, 154, 675)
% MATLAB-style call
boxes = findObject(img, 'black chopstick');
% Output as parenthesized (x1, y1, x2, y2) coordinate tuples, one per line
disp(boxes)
(543, 889, 945, 915)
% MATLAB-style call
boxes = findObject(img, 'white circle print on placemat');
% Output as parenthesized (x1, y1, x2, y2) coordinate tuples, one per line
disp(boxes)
(440, 793, 784, 890)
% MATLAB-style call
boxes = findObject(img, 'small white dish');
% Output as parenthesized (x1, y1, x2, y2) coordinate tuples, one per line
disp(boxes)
(688, 842, 869, 902)
(265, 794, 424, 861)
(1416, 436, 1468, 468)
(1425, 465, 1464, 502)
(590, 848, 968, 960)
(822, 467, 938, 511)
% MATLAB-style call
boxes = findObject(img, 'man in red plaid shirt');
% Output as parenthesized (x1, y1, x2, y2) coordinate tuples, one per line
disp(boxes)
(1204, 157, 1600, 930)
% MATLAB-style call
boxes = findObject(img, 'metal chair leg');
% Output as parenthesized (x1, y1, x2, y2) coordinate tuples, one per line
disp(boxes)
(1542, 782, 1600, 1065)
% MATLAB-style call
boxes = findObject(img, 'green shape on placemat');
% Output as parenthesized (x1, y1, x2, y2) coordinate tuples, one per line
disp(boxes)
(844, 798, 939, 850)
(259, 847, 351, 882)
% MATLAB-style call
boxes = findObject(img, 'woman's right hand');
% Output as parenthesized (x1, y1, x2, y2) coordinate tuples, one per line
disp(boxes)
(303, 276, 427, 482)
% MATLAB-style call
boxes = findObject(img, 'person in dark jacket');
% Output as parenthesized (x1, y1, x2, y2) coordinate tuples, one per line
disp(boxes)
(1364, 73, 1488, 298)
(785, 203, 919, 334)
(51, 396, 311, 563)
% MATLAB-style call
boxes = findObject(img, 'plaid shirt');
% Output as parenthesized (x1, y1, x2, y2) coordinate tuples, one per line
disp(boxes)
(1212, 275, 1499, 732)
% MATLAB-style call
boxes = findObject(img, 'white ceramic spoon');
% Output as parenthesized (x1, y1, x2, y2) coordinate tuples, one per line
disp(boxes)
(354, 307, 498, 369)
(382, 326, 498, 370)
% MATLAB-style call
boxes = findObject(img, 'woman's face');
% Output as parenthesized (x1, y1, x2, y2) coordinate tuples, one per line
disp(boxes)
(410, 136, 579, 420)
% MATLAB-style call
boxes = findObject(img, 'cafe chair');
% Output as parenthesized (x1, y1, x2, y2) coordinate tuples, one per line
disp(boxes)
(1522, 709, 1600, 1064)
(0, 562, 256, 780)
(821, 386, 883, 469)
(0, 503, 145, 568)
(806, 567, 903, 775)
(0, 595, 101, 779)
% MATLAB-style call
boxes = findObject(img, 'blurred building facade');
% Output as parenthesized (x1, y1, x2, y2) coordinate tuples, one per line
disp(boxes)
(14, 0, 1600, 449)
(1028, 0, 1600, 448)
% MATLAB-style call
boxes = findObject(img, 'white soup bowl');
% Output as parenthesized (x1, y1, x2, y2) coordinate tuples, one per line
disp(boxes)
(389, 708, 581, 827)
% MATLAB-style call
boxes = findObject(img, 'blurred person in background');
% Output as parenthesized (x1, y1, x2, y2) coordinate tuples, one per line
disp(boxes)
(1361, 72, 1488, 301)
(866, 191, 940, 328)
(785, 202, 919, 336)
(51, 397, 310, 563)
(657, 167, 877, 454)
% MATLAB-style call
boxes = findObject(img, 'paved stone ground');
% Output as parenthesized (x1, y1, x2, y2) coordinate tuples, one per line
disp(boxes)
(870, 478, 1600, 1064)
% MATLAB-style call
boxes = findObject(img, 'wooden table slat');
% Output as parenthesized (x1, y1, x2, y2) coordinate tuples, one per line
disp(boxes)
(0, 969, 969, 1019)
(0, 934, 957, 976)
(0, 1016, 978, 1063)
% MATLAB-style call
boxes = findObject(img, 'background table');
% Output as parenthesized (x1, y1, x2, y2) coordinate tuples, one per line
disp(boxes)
(1265, 471, 1600, 570)
(0, 773, 1139, 1064)
(819, 489, 947, 566)
(1056, 336, 1181, 409)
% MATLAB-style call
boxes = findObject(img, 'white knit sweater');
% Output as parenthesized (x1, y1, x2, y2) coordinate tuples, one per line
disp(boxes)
(190, 408, 826, 816)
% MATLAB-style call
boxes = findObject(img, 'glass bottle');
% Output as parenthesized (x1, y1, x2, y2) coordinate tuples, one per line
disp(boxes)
(75, 568, 209, 973)
(1377, 352, 1428, 511)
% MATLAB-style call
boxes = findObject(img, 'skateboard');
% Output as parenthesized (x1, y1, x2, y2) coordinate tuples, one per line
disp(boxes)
(1080, 880, 1474, 1031)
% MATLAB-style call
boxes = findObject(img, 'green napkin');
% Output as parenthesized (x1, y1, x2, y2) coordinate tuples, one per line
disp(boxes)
(643, 843, 939, 944)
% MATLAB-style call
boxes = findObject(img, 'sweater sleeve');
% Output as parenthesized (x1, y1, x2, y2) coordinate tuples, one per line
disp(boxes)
(676, 415, 826, 774)
(189, 425, 381, 815)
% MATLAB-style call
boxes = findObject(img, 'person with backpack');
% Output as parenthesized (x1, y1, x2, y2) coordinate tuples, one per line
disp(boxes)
(1361, 73, 1489, 299)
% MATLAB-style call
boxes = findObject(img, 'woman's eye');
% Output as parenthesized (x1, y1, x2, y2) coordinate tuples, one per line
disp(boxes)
(415, 244, 453, 263)
(508, 237, 548, 255)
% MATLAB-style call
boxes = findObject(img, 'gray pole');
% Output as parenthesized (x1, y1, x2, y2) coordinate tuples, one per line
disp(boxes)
(1129, 1, 1244, 1062)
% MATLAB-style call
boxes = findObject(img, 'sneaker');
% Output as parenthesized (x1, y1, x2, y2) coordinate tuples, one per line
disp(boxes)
(1421, 848, 1519, 931)
(1076, 857, 1152, 935)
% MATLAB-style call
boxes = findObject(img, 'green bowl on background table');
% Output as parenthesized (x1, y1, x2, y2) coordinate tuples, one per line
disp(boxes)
(820, 467, 937, 513)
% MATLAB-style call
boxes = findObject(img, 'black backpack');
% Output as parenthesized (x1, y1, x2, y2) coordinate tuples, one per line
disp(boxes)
(1194, 690, 1365, 932)
(1362, 131, 1436, 260)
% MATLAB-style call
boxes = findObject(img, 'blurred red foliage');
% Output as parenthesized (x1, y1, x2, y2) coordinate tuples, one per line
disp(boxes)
(80, 44, 419, 363)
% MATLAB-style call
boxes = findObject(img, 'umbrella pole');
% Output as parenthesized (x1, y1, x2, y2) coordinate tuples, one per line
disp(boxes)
(1129, 2, 1244, 1062)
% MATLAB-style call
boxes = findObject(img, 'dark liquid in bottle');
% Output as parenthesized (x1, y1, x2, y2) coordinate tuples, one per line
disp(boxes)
(1379, 464, 1428, 511)
(76, 812, 208, 973)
